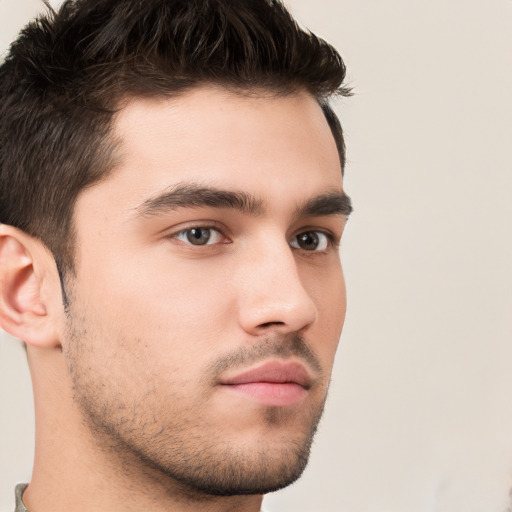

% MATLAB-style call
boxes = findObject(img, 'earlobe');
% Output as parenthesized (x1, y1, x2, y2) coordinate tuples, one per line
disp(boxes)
(0, 225, 60, 348)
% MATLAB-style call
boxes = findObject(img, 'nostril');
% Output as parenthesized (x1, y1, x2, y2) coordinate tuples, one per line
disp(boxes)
(259, 321, 285, 329)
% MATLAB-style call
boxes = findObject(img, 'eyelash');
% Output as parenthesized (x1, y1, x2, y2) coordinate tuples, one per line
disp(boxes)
(169, 224, 337, 252)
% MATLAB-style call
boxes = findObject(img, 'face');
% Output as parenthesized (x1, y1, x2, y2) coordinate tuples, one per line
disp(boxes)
(64, 87, 350, 496)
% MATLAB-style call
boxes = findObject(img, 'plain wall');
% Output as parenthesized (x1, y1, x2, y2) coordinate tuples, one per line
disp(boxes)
(1, 0, 511, 511)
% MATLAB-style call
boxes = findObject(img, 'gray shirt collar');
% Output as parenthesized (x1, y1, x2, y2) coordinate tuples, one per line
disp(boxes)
(14, 484, 29, 512)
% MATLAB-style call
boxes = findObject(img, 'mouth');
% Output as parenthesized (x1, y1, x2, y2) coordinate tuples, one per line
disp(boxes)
(219, 360, 313, 407)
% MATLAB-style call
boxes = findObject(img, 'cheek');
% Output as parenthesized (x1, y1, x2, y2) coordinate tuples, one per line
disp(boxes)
(303, 262, 346, 362)
(303, 256, 346, 314)
(76, 253, 234, 368)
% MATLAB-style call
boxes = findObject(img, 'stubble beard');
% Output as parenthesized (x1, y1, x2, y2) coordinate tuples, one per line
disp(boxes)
(63, 306, 329, 499)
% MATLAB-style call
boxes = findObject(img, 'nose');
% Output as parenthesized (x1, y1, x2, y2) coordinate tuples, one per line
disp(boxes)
(236, 236, 318, 337)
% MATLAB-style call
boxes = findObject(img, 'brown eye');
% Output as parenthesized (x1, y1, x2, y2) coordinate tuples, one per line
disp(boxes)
(290, 231, 329, 251)
(186, 227, 211, 245)
(173, 227, 223, 245)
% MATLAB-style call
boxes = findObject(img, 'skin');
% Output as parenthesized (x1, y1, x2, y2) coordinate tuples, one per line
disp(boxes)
(0, 86, 350, 512)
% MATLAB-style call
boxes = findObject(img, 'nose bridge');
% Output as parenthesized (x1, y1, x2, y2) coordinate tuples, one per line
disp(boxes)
(236, 230, 317, 334)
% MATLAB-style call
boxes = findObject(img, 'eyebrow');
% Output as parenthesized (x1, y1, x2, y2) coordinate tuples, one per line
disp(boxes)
(136, 183, 264, 217)
(135, 182, 352, 219)
(298, 191, 352, 218)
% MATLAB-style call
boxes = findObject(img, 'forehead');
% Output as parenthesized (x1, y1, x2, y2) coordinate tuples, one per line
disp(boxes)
(80, 86, 343, 219)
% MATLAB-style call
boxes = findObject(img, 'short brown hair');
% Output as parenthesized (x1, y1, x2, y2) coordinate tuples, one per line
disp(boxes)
(0, 0, 350, 277)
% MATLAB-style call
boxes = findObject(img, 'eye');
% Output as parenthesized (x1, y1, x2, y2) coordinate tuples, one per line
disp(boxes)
(173, 227, 224, 246)
(290, 231, 330, 252)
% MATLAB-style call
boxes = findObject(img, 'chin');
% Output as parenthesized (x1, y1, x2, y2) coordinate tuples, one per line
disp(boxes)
(170, 438, 314, 497)
(123, 412, 320, 499)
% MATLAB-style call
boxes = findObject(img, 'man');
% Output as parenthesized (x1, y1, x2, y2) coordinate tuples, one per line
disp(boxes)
(0, 0, 352, 510)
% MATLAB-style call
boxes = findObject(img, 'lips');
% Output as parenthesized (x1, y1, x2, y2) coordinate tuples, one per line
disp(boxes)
(222, 360, 312, 388)
(219, 360, 313, 407)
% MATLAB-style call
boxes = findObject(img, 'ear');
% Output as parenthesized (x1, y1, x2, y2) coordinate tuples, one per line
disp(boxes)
(0, 224, 61, 348)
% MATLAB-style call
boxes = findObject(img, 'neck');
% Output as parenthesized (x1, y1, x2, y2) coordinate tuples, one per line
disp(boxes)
(24, 347, 263, 512)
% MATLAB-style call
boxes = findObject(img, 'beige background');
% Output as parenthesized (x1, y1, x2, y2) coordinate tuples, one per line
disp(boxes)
(1, 0, 511, 511)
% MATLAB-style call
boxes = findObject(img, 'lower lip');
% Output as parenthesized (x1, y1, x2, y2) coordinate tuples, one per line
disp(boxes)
(222, 382, 307, 407)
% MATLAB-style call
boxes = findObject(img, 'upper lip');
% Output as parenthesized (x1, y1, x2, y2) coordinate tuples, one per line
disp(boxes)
(220, 360, 313, 389)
